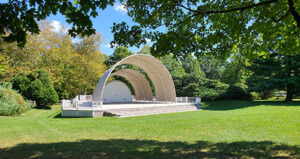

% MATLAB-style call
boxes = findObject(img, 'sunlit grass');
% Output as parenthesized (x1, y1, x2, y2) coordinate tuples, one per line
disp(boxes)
(0, 100, 299, 158)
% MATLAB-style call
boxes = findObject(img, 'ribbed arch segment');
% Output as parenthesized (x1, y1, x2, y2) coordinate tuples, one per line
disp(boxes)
(92, 54, 176, 103)
(111, 69, 153, 101)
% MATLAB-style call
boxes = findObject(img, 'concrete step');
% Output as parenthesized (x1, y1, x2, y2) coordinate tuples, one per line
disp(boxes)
(103, 105, 200, 118)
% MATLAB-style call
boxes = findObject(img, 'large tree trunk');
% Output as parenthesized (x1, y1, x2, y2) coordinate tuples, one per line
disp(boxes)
(285, 54, 294, 101)
(286, 84, 295, 101)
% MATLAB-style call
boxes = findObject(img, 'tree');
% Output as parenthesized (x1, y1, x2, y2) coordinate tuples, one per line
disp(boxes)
(0, 21, 107, 99)
(111, 0, 300, 58)
(221, 53, 250, 85)
(105, 46, 134, 67)
(12, 70, 59, 107)
(180, 54, 204, 76)
(2, 1, 299, 59)
(0, 0, 115, 47)
(137, 45, 151, 55)
(173, 74, 229, 100)
(160, 53, 228, 100)
(247, 53, 300, 101)
(159, 54, 186, 77)
(197, 55, 225, 80)
(73, 34, 107, 95)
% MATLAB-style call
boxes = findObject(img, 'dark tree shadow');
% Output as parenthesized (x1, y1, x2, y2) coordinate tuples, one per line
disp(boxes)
(203, 100, 300, 111)
(0, 139, 299, 159)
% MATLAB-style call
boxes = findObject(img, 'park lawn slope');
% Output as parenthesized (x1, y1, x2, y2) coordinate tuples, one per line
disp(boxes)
(0, 100, 299, 158)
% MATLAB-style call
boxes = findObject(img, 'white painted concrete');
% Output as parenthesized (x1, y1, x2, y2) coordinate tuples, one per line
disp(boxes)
(101, 102, 195, 110)
(102, 80, 132, 103)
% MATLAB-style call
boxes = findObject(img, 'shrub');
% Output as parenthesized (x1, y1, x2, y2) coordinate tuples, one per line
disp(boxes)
(173, 74, 229, 101)
(0, 81, 12, 89)
(250, 92, 260, 100)
(219, 83, 252, 100)
(0, 86, 32, 116)
(12, 70, 59, 108)
(196, 80, 229, 101)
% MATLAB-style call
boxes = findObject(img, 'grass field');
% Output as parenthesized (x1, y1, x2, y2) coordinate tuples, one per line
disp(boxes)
(0, 100, 299, 158)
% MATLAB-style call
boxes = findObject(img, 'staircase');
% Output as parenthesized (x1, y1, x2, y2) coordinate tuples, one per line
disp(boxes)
(103, 104, 200, 118)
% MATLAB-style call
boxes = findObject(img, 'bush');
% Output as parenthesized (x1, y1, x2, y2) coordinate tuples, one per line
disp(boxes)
(196, 79, 229, 101)
(0, 86, 32, 116)
(173, 74, 229, 101)
(0, 81, 12, 89)
(219, 83, 252, 100)
(250, 92, 260, 100)
(12, 70, 59, 108)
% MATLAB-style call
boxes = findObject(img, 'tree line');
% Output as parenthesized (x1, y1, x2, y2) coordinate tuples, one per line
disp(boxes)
(0, 21, 106, 99)
(0, 21, 299, 104)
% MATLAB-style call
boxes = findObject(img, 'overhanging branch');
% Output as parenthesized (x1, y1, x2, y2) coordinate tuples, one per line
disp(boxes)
(178, 0, 278, 15)
(288, 0, 300, 28)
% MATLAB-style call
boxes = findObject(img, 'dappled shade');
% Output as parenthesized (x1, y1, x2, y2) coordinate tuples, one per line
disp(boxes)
(1, 139, 299, 158)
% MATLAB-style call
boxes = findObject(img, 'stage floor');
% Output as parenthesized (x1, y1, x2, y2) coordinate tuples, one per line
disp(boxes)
(101, 102, 195, 110)
(61, 102, 201, 117)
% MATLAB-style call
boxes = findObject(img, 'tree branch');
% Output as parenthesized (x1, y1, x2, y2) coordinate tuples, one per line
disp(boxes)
(272, 11, 290, 23)
(178, 0, 278, 15)
(287, 0, 300, 28)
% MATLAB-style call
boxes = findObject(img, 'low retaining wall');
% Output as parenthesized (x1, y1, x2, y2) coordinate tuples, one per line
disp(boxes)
(61, 110, 104, 117)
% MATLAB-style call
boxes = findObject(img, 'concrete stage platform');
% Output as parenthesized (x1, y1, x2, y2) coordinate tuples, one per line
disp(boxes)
(62, 102, 201, 118)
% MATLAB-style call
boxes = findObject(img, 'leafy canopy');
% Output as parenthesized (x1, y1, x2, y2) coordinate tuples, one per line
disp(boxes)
(111, 0, 300, 57)
(1, 0, 299, 58)
(0, 0, 115, 46)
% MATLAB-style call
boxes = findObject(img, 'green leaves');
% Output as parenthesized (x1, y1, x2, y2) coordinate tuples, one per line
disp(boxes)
(112, 0, 300, 58)
(0, 0, 115, 47)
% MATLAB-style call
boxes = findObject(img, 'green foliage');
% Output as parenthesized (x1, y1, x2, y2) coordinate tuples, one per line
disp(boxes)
(160, 54, 186, 77)
(0, 81, 12, 89)
(0, 0, 116, 47)
(197, 55, 225, 80)
(221, 53, 249, 85)
(180, 54, 205, 77)
(196, 79, 229, 101)
(0, 86, 32, 116)
(247, 53, 300, 101)
(219, 83, 252, 100)
(173, 74, 229, 101)
(0, 21, 107, 99)
(250, 92, 260, 100)
(111, 0, 300, 58)
(12, 70, 59, 107)
(105, 46, 134, 67)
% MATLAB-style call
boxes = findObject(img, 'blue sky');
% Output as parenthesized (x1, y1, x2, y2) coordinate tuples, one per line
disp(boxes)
(47, 3, 151, 56)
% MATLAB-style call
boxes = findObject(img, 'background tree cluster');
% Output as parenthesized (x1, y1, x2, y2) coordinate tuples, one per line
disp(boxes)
(0, 21, 107, 99)
(104, 44, 299, 101)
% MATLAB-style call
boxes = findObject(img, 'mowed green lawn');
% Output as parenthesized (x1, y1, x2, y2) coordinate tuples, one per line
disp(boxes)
(0, 100, 299, 158)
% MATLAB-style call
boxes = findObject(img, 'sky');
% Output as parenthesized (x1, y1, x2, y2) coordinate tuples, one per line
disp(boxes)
(46, 3, 151, 56)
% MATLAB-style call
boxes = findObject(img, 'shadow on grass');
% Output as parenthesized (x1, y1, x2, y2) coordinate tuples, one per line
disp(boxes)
(203, 100, 300, 111)
(0, 139, 299, 159)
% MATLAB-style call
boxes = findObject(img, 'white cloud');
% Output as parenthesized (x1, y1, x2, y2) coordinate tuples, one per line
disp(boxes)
(50, 20, 69, 34)
(103, 43, 112, 48)
(113, 3, 127, 14)
(146, 38, 151, 42)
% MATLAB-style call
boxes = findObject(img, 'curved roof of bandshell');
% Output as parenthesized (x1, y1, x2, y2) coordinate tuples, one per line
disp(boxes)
(111, 69, 153, 101)
(92, 54, 176, 102)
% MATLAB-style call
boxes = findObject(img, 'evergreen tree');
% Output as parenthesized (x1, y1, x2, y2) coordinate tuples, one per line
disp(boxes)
(12, 70, 59, 107)
(247, 53, 300, 101)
